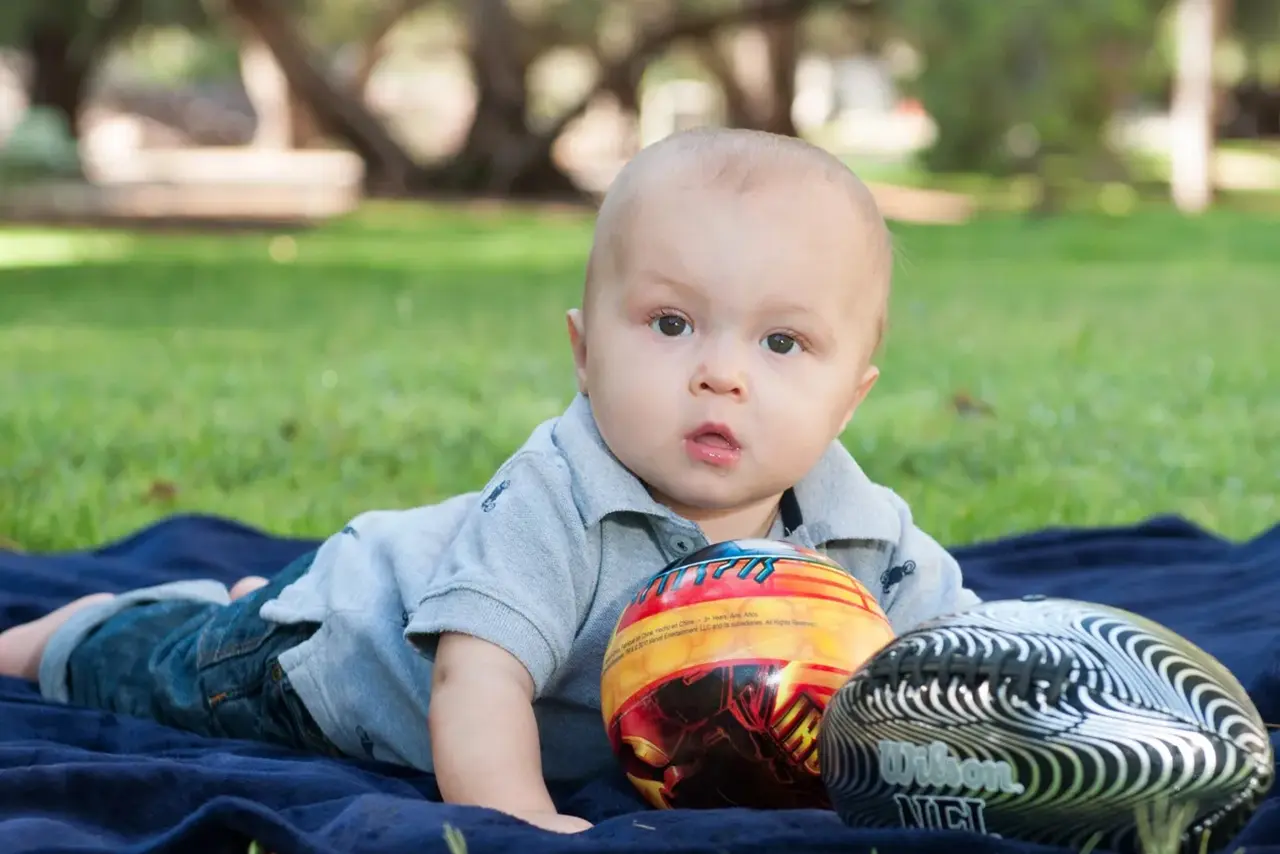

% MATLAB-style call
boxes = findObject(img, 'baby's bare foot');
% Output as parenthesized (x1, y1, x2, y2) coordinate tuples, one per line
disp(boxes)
(0, 593, 115, 682)
(230, 576, 269, 601)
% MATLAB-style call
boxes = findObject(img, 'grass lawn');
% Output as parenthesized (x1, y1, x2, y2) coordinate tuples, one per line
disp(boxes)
(1, 202, 1277, 554)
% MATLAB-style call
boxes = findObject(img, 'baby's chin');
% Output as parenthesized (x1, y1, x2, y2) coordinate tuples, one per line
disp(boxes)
(640, 471, 778, 517)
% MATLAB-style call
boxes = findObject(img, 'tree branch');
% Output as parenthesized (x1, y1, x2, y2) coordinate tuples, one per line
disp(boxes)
(350, 0, 437, 96)
(696, 38, 755, 126)
(64, 0, 147, 71)
(514, 0, 826, 182)
(225, 0, 419, 192)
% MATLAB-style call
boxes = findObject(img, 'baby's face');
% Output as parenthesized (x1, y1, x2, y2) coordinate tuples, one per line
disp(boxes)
(572, 177, 885, 522)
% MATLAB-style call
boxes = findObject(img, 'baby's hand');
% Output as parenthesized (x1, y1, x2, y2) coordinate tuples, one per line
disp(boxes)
(511, 811, 593, 834)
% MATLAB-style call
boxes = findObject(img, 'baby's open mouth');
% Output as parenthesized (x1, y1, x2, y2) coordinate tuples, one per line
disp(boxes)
(694, 432, 736, 449)
(685, 424, 742, 466)
(687, 423, 739, 449)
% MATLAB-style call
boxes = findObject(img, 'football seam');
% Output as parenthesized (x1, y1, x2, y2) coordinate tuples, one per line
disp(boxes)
(862, 639, 1257, 733)
(862, 663, 1254, 739)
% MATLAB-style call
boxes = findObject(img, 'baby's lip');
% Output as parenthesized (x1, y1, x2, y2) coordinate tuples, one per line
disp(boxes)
(685, 422, 740, 449)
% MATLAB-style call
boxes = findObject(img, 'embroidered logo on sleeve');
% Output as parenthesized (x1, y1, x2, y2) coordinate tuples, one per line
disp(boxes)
(879, 559, 917, 599)
(481, 479, 511, 512)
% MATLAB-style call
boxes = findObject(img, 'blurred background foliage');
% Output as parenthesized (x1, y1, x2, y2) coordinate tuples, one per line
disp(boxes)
(0, 0, 1273, 209)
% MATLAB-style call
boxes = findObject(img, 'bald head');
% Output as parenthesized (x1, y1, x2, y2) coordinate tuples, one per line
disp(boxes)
(582, 127, 893, 354)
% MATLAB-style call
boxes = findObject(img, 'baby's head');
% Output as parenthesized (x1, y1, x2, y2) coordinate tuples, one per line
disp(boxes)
(568, 128, 892, 533)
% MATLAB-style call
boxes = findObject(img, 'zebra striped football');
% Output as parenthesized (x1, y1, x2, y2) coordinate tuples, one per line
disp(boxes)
(818, 597, 1274, 854)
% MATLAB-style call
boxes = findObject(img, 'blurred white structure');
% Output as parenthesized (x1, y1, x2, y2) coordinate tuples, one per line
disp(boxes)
(0, 53, 26, 142)
(1169, 0, 1216, 213)
(639, 80, 724, 146)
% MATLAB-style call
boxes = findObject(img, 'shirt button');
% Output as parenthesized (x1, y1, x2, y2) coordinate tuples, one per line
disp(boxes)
(671, 538, 691, 555)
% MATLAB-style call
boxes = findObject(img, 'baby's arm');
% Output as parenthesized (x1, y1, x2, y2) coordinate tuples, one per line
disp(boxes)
(430, 633, 590, 833)
(405, 450, 595, 832)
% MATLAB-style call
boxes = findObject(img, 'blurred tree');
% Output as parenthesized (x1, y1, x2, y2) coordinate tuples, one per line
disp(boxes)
(888, 0, 1170, 210)
(343, 0, 438, 96)
(224, 0, 827, 197)
(0, 0, 205, 138)
(1169, 0, 1226, 213)
(1222, 0, 1280, 135)
(0, 105, 84, 183)
(225, 0, 419, 190)
(696, 0, 805, 135)
(520, 0, 646, 115)
(1232, 0, 1279, 58)
(232, 0, 442, 151)
(478, 0, 828, 192)
(438, 0, 577, 194)
(239, 28, 321, 148)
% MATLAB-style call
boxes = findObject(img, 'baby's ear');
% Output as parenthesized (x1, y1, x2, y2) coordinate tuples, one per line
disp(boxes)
(839, 363, 880, 432)
(566, 308, 589, 395)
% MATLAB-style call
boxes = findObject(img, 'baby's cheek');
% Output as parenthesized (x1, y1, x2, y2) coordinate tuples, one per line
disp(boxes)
(604, 354, 668, 402)
(756, 361, 824, 402)
(757, 369, 848, 438)
(592, 364, 672, 445)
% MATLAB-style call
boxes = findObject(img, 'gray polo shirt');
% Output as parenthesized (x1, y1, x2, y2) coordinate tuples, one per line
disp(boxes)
(257, 393, 979, 783)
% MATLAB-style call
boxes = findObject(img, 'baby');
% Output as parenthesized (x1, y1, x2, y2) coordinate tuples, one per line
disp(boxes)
(0, 128, 978, 834)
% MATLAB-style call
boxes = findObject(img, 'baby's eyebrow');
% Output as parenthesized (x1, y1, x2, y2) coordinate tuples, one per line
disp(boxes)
(630, 273, 708, 307)
(756, 300, 837, 343)
(756, 297, 818, 318)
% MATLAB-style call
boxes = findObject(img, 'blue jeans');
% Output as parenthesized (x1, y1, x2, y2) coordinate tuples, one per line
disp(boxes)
(58, 550, 340, 756)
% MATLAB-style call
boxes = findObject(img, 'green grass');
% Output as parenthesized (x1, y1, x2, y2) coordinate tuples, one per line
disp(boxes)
(1, 202, 1277, 553)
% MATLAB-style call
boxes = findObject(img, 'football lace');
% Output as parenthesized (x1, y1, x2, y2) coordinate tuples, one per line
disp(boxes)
(862, 636, 1083, 704)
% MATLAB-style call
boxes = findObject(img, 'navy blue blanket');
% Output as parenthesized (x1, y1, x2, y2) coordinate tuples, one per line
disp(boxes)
(4, 513, 1280, 854)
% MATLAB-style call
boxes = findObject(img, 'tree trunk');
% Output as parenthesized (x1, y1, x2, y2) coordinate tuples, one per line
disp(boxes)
(240, 32, 291, 148)
(239, 31, 323, 149)
(759, 15, 799, 136)
(26, 23, 89, 139)
(1170, 0, 1217, 213)
(1212, 0, 1233, 133)
(698, 40, 756, 127)
(498, 0, 821, 197)
(289, 91, 323, 148)
(431, 0, 582, 198)
(23, 0, 146, 141)
(222, 0, 820, 200)
(226, 0, 419, 192)
(695, 5, 802, 136)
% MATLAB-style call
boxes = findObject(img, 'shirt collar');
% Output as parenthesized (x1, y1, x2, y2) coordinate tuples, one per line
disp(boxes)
(554, 394, 675, 526)
(552, 393, 900, 545)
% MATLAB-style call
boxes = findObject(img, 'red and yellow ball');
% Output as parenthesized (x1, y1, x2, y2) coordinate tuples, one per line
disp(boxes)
(601, 539, 896, 810)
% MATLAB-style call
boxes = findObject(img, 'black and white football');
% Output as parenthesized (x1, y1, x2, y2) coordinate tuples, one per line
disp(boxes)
(818, 597, 1274, 854)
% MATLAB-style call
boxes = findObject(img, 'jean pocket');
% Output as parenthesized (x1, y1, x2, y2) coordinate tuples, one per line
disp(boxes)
(194, 551, 318, 675)
(195, 598, 279, 672)
(194, 613, 320, 744)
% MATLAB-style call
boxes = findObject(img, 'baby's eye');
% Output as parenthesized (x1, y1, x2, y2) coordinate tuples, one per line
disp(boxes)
(650, 314, 691, 337)
(762, 332, 799, 355)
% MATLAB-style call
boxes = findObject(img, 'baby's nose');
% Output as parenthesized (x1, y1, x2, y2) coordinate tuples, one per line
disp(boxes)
(691, 348, 748, 399)
(698, 374, 744, 396)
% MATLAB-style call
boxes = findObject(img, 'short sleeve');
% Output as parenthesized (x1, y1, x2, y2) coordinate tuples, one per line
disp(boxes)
(875, 488, 981, 633)
(404, 451, 594, 696)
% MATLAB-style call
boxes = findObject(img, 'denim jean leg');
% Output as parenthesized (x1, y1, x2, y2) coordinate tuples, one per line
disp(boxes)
(66, 598, 220, 733)
(66, 549, 340, 756)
